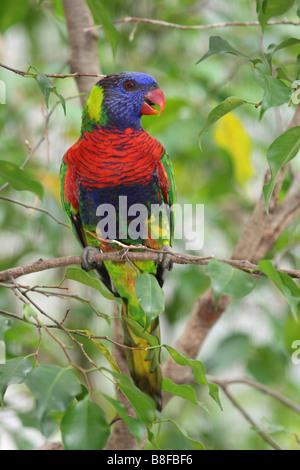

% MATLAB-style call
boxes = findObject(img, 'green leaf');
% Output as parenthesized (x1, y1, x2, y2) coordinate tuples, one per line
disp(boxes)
(29, 65, 54, 107)
(163, 345, 222, 409)
(122, 317, 160, 349)
(62, 294, 109, 321)
(255, 417, 297, 437)
(0, 1, 30, 32)
(86, 0, 120, 57)
(0, 315, 14, 341)
(29, 65, 66, 114)
(206, 258, 256, 307)
(257, 0, 295, 29)
(61, 398, 110, 450)
(80, 329, 120, 372)
(196, 36, 261, 65)
(135, 273, 165, 329)
(253, 64, 292, 118)
(275, 67, 292, 83)
(0, 357, 32, 405)
(121, 316, 161, 379)
(198, 97, 247, 147)
(162, 377, 198, 404)
(61, 267, 115, 300)
(160, 418, 205, 450)
(103, 394, 146, 443)
(25, 365, 82, 423)
(265, 38, 300, 68)
(208, 333, 251, 370)
(162, 377, 209, 412)
(53, 90, 66, 115)
(258, 260, 300, 320)
(0, 160, 44, 199)
(23, 304, 38, 322)
(263, 126, 300, 213)
(109, 370, 158, 426)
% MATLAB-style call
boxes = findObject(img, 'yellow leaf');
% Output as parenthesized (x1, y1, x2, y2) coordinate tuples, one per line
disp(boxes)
(34, 169, 61, 200)
(213, 112, 253, 185)
(81, 329, 120, 373)
(43, 172, 61, 200)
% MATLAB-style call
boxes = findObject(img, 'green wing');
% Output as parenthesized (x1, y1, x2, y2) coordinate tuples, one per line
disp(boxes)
(160, 151, 176, 244)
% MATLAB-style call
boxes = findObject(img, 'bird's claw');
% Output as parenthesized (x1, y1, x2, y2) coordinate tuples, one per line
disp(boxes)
(81, 246, 102, 272)
(156, 245, 173, 271)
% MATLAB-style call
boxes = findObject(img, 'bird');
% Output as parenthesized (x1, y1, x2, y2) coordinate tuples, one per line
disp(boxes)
(60, 72, 176, 410)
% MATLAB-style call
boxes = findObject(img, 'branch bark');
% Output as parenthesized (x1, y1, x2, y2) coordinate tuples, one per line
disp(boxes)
(62, 0, 101, 105)
(3, 249, 300, 283)
(0, 63, 103, 80)
(84, 17, 300, 32)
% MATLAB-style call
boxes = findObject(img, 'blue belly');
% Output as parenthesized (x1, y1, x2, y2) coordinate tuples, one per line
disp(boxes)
(79, 177, 164, 241)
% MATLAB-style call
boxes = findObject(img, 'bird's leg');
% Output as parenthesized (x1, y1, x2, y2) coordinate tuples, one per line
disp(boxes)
(156, 245, 173, 271)
(81, 246, 102, 272)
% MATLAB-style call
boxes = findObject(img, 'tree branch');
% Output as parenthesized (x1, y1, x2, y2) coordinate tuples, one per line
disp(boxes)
(62, 0, 102, 105)
(0, 196, 69, 227)
(216, 382, 282, 450)
(2, 248, 300, 283)
(84, 17, 300, 32)
(209, 376, 300, 415)
(0, 62, 103, 80)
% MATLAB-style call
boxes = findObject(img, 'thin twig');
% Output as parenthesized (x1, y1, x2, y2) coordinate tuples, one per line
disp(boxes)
(209, 376, 300, 415)
(0, 309, 23, 321)
(218, 382, 282, 450)
(72, 330, 150, 352)
(0, 63, 104, 79)
(84, 17, 300, 32)
(0, 135, 45, 194)
(22, 286, 110, 319)
(0, 196, 69, 228)
(20, 291, 106, 393)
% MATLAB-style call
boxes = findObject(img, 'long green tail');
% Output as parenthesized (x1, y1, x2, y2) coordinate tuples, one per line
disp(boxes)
(121, 300, 162, 410)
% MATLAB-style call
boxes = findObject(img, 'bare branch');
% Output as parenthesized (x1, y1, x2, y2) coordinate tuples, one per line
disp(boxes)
(2, 247, 300, 283)
(0, 196, 69, 228)
(209, 376, 300, 415)
(84, 17, 300, 32)
(217, 382, 282, 450)
(62, 0, 102, 105)
(0, 62, 104, 80)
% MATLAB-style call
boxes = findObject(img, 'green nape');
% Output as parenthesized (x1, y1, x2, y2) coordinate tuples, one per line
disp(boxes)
(81, 85, 108, 134)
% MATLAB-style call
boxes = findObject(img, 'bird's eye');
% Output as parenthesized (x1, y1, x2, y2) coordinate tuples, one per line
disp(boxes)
(124, 80, 136, 90)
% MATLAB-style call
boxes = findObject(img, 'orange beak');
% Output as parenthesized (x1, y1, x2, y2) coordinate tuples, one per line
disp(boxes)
(141, 87, 165, 116)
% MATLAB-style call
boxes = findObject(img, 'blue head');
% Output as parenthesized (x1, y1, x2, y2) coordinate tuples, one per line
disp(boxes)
(83, 72, 165, 132)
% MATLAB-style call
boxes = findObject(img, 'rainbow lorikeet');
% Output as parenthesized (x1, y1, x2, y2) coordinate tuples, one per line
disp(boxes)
(60, 72, 176, 409)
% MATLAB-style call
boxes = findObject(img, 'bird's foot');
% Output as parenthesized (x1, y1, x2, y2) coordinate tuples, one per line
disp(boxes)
(156, 245, 173, 271)
(81, 246, 102, 272)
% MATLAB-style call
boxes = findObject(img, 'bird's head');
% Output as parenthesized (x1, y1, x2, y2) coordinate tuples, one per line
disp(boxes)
(82, 72, 165, 132)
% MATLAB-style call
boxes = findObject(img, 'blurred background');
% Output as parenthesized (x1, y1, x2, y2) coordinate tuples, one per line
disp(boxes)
(0, 0, 300, 450)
